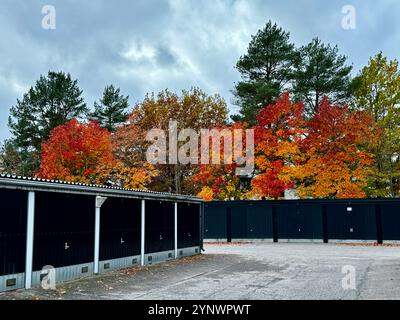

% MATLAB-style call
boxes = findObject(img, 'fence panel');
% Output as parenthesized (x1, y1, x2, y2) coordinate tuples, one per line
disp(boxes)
(204, 204, 226, 239)
(231, 206, 247, 239)
(350, 204, 376, 240)
(247, 205, 273, 239)
(326, 203, 376, 241)
(380, 203, 400, 241)
(298, 204, 323, 240)
(326, 204, 349, 240)
(276, 204, 298, 239)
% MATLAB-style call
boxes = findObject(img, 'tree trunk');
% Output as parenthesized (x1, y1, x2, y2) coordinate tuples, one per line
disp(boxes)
(174, 164, 181, 194)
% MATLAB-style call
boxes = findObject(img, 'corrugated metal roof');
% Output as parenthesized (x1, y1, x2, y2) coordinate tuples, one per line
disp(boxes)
(0, 173, 203, 203)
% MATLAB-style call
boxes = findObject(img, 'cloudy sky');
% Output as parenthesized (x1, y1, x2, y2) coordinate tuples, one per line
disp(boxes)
(0, 0, 399, 141)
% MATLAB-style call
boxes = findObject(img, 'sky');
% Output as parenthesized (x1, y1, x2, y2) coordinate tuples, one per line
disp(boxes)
(0, 0, 399, 141)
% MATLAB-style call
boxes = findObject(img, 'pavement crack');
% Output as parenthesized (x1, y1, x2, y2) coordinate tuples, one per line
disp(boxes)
(355, 260, 372, 300)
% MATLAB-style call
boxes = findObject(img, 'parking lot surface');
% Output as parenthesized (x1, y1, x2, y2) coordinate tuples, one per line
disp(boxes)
(2, 243, 400, 300)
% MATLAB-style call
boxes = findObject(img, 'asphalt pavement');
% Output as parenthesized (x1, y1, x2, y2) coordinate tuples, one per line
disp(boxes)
(2, 243, 400, 300)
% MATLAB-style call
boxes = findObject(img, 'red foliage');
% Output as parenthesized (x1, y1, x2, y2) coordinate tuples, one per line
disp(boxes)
(252, 92, 306, 199)
(292, 97, 378, 199)
(192, 122, 251, 200)
(37, 119, 115, 183)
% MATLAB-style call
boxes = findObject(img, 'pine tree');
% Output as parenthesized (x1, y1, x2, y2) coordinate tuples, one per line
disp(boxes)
(7, 71, 87, 175)
(90, 85, 129, 132)
(292, 38, 353, 116)
(232, 21, 297, 125)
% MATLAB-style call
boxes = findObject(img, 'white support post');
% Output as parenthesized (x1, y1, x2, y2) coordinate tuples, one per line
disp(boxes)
(174, 202, 178, 259)
(94, 207, 100, 274)
(94, 196, 107, 274)
(141, 199, 145, 266)
(200, 203, 203, 252)
(25, 191, 35, 289)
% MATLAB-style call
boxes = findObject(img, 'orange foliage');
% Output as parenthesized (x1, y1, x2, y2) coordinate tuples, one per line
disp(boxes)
(193, 123, 252, 200)
(37, 119, 115, 184)
(252, 92, 306, 199)
(197, 186, 214, 201)
(37, 118, 158, 189)
(111, 112, 159, 189)
(287, 97, 379, 199)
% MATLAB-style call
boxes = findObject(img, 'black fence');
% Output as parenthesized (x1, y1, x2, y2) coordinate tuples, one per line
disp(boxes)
(204, 199, 400, 243)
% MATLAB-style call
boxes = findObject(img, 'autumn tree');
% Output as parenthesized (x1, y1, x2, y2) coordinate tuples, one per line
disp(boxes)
(193, 160, 247, 201)
(0, 140, 24, 175)
(292, 38, 353, 116)
(127, 88, 228, 194)
(352, 52, 400, 197)
(232, 21, 297, 125)
(251, 93, 306, 199)
(37, 119, 157, 189)
(37, 119, 114, 184)
(90, 85, 129, 132)
(8, 71, 88, 175)
(288, 98, 378, 199)
(111, 112, 158, 189)
(192, 123, 253, 201)
(193, 164, 244, 201)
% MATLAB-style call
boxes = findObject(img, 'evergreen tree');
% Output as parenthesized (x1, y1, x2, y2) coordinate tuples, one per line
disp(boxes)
(7, 71, 87, 175)
(292, 38, 353, 116)
(90, 85, 129, 132)
(232, 21, 297, 125)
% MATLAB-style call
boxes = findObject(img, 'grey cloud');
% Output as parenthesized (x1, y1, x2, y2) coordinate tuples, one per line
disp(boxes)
(0, 0, 399, 141)
(156, 46, 178, 67)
